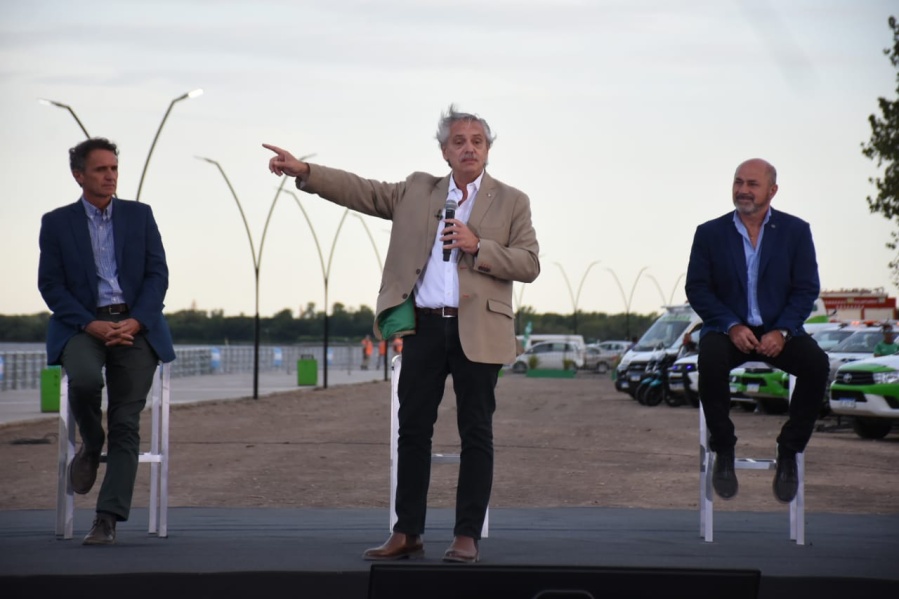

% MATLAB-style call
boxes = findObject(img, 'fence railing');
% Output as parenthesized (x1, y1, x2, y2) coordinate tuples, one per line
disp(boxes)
(0, 343, 373, 392)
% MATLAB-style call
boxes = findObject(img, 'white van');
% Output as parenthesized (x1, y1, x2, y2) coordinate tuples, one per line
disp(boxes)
(517, 334, 586, 353)
(614, 304, 702, 397)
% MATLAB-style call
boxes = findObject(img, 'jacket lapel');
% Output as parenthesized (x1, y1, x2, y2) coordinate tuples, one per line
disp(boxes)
(726, 216, 748, 295)
(111, 198, 126, 271)
(468, 172, 496, 234)
(758, 208, 779, 278)
(69, 200, 99, 307)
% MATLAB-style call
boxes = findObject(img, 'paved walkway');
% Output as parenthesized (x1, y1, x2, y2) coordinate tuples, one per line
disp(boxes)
(0, 368, 389, 426)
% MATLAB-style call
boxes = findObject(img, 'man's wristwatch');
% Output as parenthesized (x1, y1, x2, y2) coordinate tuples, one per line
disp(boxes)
(777, 329, 791, 342)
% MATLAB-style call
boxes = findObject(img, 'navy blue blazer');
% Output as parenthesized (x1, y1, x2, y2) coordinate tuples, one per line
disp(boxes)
(38, 198, 175, 365)
(685, 208, 820, 339)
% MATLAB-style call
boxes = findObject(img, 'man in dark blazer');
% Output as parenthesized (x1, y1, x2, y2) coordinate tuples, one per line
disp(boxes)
(264, 104, 540, 563)
(38, 137, 175, 545)
(685, 158, 829, 504)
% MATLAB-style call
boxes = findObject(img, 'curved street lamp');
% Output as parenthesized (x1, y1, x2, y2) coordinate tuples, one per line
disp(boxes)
(669, 272, 687, 305)
(197, 153, 315, 399)
(553, 260, 601, 334)
(643, 273, 668, 308)
(37, 99, 90, 138)
(605, 266, 649, 340)
(280, 188, 352, 390)
(137, 89, 203, 202)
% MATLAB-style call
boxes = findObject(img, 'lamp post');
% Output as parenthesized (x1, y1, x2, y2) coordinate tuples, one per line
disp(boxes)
(137, 89, 203, 202)
(280, 189, 351, 390)
(197, 153, 314, 399)
(553, 260, 601, 334)
(643, 273, 668, 308)
(605, 266, 649, 340)
(37, 99, 90, 138)
(350, 213, 390, 380)
(669, 272, 687, 305)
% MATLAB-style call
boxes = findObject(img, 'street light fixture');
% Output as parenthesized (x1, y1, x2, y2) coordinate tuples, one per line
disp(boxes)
(37, 98, 90, 138)
(669, 272, 687, 305)
(137, 89, 203, 202)
(280, 188, 351, 390)
(197, 153, 314, 399)
(643, 273, 668, 308)
(553, 260, 601, 334)
(605, 266, 649, 340)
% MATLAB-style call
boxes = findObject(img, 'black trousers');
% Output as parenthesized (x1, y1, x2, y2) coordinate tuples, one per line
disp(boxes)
(393, 313, 500, 539)
(61, 315, 159, 521)
(698, 330, 830, 455)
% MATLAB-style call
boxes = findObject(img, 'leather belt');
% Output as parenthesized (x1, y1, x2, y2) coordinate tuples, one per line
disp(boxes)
(97, 303, 129, 315)
(416, 306, 458, 318)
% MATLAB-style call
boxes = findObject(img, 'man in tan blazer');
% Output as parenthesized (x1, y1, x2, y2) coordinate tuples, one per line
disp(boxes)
(264, 104, 540, 563)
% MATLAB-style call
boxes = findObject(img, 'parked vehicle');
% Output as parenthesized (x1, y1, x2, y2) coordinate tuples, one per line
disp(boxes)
(615, 304, 702, 398)
(583, 340, 630, 374)
(666, 353, 699, 407)
(829, 354, 899, 439)
(826, 324, 890, 384)
(510, 341, 584, 373)
(633, 352, 679, 407)
(517, 334, 586, 353)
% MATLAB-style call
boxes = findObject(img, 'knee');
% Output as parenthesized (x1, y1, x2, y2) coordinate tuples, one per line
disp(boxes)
(67, 371, 104, 399)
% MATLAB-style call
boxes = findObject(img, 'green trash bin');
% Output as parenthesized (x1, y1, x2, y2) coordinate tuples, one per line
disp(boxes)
(41, 365, 62, 413)
(297, 356, 318, 386)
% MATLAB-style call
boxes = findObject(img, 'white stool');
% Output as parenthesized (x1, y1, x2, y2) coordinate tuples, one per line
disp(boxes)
(699, 375, 804, 544)
(56, 362, 171, 539)
(389, 355, 489, 537)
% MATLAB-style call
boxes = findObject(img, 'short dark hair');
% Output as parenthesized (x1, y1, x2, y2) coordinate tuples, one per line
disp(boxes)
(69, 138, 118, 172)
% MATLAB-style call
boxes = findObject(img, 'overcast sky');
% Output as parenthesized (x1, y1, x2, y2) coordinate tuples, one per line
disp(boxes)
(1, 0, 896, 321)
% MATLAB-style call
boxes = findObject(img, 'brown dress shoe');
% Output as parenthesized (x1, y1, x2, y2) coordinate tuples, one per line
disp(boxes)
(83, 513, 116, 546)
(443, 536, 479, 563)
(70, 445, 100, 495)
(362, 532, 423, 560)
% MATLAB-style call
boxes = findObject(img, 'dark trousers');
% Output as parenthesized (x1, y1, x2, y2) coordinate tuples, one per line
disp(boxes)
(394, 314, 500, 539)
(61, 316, 159, 521)
(698, 330, 830, 455)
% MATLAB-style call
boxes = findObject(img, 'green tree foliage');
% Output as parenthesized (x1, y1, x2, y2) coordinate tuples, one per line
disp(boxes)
(0, 307, 658, 345)
(862, 16, 899, 284)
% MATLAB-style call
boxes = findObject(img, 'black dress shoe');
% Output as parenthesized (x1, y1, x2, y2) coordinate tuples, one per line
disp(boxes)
(773, 448, 799, 503)
(362, 533, 424, 561)
(83, 513, 116, 546)
(712, 450, 738, 499)
(70, 445, 100, 495)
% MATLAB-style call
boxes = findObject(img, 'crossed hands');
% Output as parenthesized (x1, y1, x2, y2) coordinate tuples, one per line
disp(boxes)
(728, 324, 785, 358)
(85, 319, 142, 347)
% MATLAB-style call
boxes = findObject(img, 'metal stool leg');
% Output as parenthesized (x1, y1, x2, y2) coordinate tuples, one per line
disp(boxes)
(55, 371, 75, 539)
(56, 362, 170, 539)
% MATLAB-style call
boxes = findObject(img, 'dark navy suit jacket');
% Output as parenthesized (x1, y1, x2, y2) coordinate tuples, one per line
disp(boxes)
(38, 198, 175, 365)
(685, 208, 820, 339)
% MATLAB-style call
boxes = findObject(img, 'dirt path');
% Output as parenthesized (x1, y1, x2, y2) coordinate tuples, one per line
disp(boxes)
(1, 375, 897, 514)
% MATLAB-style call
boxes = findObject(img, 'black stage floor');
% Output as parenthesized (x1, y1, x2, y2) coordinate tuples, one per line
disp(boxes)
(2, 507, 898, 599)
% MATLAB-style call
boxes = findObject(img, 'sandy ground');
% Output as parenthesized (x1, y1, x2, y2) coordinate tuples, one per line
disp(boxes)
(1, 374, 897, 514)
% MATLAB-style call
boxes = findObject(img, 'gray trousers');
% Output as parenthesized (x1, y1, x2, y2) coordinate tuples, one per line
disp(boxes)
(61, 317, 159, 521)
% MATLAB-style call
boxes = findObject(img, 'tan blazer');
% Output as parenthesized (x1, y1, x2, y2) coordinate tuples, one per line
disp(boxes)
(302, 164, 540, 365)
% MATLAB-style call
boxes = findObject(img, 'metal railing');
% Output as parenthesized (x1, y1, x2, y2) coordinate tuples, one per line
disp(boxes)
(0, 343, 372, 392)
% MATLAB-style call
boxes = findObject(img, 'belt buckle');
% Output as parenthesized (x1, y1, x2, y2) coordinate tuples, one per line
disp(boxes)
(442, 307, 453, 318)
(108, 305, 124, 315)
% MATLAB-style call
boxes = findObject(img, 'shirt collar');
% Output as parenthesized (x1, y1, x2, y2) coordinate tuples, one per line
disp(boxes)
(448, 171, 484, 204)
(81, 197, 113, 220)
(732, 207, 771, 232)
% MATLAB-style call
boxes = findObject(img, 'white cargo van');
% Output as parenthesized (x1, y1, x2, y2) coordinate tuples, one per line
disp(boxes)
(614, 304, 702, 397)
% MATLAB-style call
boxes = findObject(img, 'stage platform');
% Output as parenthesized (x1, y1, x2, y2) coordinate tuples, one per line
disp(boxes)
(2, 507, 897, 598)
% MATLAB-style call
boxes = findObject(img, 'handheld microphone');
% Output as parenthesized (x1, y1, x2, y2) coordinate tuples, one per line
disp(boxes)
(442, 199, 458, 262)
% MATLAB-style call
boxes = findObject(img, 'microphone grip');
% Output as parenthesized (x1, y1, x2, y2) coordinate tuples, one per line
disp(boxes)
(442, 207, 456, 262)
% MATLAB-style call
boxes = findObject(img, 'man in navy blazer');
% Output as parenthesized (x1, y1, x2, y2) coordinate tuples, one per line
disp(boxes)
(685, 158, 829, 504)
(38, 137, 175, 545)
